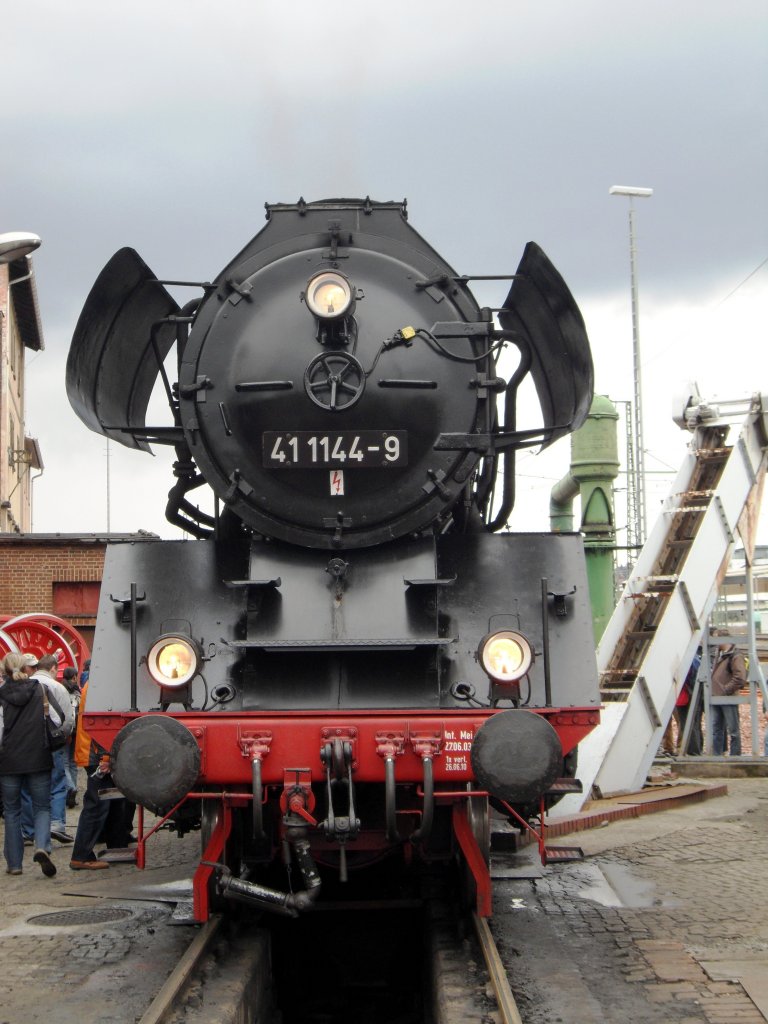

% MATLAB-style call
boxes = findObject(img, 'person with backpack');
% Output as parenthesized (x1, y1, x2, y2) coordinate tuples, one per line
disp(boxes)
(22, 655, 76, 844)
(711, 635, 747, 756)
(0, 652, 66, 877)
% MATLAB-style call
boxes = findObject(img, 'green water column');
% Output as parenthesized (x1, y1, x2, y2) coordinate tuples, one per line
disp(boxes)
(550, 395, 620, 644)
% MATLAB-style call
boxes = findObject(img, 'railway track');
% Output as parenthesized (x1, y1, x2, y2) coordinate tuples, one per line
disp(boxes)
(137, 912, 272, 1024)
(138, 915, 224, 1024)
(471, 913, 524, 1024)
(429, 894, 525, 1024)
(135, 878, 524, 1024)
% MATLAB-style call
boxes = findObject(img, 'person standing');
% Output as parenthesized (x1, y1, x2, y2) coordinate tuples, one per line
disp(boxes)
(676, 647, 703, 756)
(70, 680, 134, 870)
(0, 652, 63, 877)
(710, 637, 747, 756)
(61, 667, 82, 807)
(22, 655, 75, 844)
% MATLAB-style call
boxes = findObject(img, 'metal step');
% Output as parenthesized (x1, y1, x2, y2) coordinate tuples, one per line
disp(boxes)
(545, 778, 583, 795)
(544, 846, 584, 864)
(666, 505, 710, 514)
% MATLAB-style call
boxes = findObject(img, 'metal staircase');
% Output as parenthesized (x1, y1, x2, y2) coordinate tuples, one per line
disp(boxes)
(559, 392, 768, 808)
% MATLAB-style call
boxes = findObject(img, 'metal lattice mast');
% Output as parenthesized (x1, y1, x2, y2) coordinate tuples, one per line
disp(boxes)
(609, 185, 653, 549)
(624, 401, 639, 559)
(627, 200, 647, 546)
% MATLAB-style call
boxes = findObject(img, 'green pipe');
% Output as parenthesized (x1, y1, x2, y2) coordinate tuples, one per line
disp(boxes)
(550, 395, 620, 643)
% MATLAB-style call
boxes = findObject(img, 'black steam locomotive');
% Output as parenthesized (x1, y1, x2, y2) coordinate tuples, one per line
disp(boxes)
(67, 198, 599, 920)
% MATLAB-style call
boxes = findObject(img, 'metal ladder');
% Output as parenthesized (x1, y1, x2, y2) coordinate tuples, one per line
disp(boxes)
(559, 392, 768, 807)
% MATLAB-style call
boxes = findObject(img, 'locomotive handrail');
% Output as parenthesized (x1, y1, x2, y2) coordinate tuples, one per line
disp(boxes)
(107, 426, 186, 445)
(434, 424, 566, 453)
(414, 272, 523, 289)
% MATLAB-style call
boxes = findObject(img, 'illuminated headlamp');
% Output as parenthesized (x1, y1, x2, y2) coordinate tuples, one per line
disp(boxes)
(478, 630, 533, 683)
(305, 271, 354, 320)
(146, 635, 201, 688)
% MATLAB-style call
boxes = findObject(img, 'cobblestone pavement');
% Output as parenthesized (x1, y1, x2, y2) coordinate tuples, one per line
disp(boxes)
(2, 779, 767, 1023)
(0, 793, 202, 1024)
(491, 778, 768, 1024)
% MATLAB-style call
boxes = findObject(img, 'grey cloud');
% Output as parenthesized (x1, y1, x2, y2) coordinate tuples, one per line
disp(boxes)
(2, 0, 765, 535)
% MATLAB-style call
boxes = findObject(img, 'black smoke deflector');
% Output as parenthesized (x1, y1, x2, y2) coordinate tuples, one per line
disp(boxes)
(66, 247, 180, 452)
(499, 242, 593, 449)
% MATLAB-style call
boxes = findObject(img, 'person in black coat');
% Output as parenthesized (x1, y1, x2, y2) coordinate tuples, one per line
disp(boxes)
(0, 652, 63, 877)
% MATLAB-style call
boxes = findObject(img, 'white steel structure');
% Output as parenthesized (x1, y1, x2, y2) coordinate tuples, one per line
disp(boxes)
(560, 392, 768, 808)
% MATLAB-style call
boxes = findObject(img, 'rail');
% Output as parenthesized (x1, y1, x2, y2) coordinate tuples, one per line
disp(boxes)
(472, 912, 524, 1024)
(138, 914, 223, 1024)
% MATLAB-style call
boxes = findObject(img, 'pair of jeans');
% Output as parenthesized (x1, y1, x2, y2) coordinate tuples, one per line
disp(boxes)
(21, 747, 68, 838)
(711, 703, 742, 755)
(64, 739, 78, 795)
(71, 768, 134, 862)
(1, 771, 52, 871)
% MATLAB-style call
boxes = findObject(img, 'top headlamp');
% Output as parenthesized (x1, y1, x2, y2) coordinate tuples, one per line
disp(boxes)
(478, 630, 533, 683)
(305, 271, 354, 321)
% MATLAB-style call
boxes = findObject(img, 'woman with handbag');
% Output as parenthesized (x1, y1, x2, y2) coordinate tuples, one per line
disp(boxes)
(0, 651, 66, 877)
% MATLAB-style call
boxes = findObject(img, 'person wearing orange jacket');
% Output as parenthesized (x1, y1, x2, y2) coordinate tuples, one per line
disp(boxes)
(70, 681, 134, 869)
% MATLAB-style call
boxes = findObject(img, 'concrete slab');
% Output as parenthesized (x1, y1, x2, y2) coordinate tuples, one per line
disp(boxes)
(700, 958, 768, 1019)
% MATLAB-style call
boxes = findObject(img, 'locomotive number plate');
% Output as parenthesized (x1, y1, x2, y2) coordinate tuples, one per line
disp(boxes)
(264, 431, 408, 468)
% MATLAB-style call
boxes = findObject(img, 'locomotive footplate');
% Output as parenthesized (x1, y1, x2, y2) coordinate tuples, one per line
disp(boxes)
(99, 708, 600, 921)
(96, 709, 599, 791)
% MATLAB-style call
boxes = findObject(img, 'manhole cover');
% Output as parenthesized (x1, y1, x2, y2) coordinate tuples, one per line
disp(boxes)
(28, 907, 134, 927)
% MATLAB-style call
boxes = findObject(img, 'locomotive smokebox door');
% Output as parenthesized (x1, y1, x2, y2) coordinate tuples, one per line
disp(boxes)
(470, 710, 562, 804)
(111, 716, 201, 814)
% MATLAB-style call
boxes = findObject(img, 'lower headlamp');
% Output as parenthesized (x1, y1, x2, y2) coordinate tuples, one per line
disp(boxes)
(146, 635, 201, 688)
(478, 630, 533, 683)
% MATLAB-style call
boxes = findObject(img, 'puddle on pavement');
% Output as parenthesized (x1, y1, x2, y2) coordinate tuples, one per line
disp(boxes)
(569, 861, 679, 909)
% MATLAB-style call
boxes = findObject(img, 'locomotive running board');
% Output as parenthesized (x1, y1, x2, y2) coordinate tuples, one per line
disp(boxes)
(227, 637, 453, 651)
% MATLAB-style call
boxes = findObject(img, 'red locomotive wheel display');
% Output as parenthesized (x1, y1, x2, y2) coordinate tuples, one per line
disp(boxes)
(9, 612, 90, 671)
(0, 613, 90, 675)
(0, 628, 18, 659)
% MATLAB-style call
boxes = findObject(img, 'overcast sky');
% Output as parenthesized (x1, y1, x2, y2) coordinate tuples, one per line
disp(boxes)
(2, 1, 767, 547)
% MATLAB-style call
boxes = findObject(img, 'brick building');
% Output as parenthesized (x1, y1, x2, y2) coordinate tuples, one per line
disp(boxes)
(0, 532, 157, 649)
